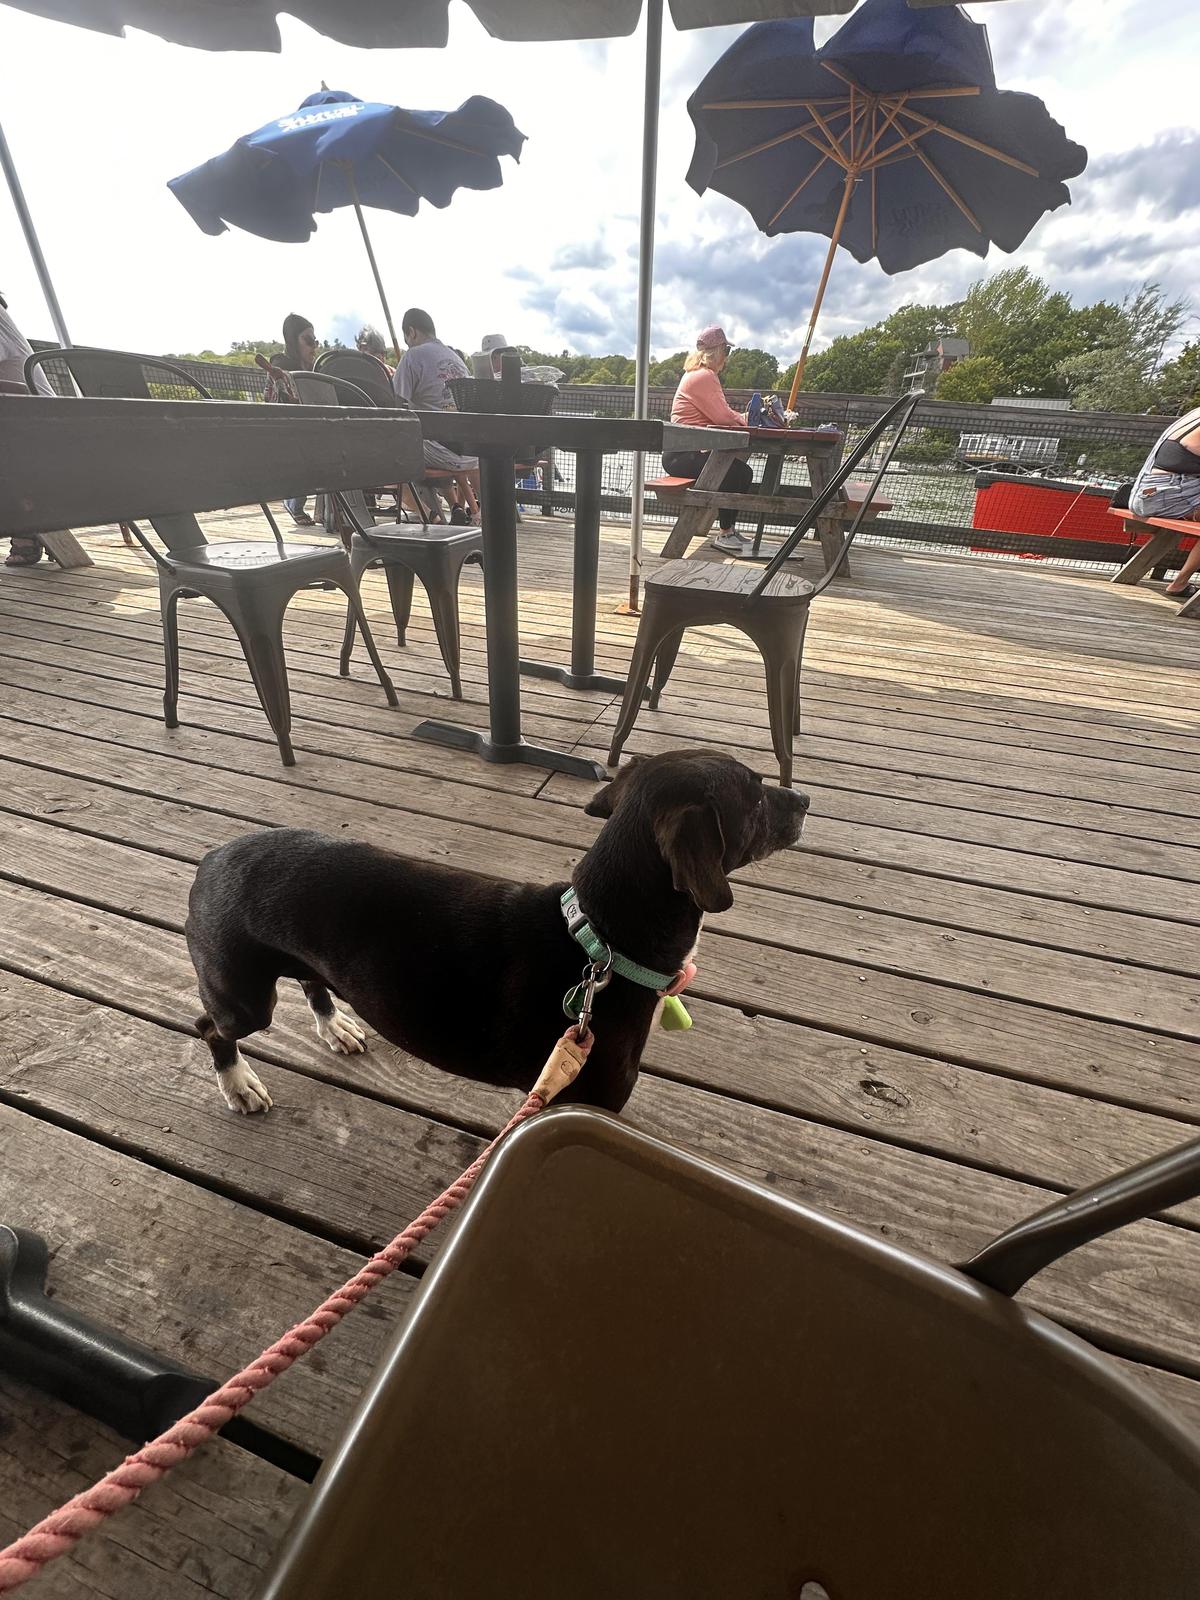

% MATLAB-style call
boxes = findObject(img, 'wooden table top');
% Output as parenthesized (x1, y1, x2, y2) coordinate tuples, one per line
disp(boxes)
(746, 426, 843, 449)
(0, 396, 425, 537)
(413, 409, 663, 454)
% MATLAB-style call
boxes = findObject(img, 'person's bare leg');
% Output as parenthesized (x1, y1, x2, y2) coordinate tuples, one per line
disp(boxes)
(454, 470, 480, 521)
(1166, 533, 1200, 594)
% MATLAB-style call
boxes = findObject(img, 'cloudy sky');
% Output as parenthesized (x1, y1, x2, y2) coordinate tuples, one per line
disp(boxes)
(0, 0, 1196, 363)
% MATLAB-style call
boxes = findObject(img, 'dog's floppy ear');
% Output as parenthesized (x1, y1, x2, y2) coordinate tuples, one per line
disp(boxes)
(584, 756, 645, 818)
(654, 802, 732, 913)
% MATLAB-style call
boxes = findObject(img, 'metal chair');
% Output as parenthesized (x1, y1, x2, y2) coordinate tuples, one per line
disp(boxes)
(291, 370, 483, 700)
(314, 347, 398, 409)
(261, 1110, 1200, 1599)
(336, 493, 482, 703)
(25, 346, 398, 767)
(608, 392, 921, 787)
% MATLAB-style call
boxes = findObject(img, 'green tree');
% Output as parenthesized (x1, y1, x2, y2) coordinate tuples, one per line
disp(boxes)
(935, 355, 1006, 405)
(954, 267, 1075, 396)
(1067, 300, 1125, 355)
(1057, 282, 1190, 412)
(1156, 341, 1200, 413)
(787, 327, 904, 396)
(723, 346, 779, 390)
(647, 352, 687, 386)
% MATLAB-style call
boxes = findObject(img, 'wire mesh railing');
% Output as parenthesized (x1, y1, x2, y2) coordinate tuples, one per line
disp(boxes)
(34, 345, 1180, 573)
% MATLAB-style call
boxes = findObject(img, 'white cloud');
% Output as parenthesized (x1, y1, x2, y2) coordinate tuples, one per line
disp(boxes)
(0, 0, 1195, 364)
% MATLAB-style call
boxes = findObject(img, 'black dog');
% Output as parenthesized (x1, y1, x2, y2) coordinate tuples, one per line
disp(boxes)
(186, 750, 808, 1115)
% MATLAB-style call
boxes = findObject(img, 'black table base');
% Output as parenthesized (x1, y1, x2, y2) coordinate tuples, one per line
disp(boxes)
(518, 659, 632, 695)
(518, 450, 632, 696)
(411, 718, 607, 780)
(414, 446, 609, 782)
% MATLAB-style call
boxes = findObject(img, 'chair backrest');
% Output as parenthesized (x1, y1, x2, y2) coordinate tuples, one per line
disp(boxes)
(287, 369, 376, 410)
(259, 1109, 1200, 1600)
(288, 370, 381, 530)
(314, 348, 399, 409)
(24, 346, 216, 552)
(753, 391, 922, 601)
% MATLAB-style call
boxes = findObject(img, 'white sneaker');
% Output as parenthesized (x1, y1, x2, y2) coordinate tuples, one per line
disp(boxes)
(713, 529, 750, 555)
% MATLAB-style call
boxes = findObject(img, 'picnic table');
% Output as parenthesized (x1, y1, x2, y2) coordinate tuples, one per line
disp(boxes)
(412, 409, 665, 779)
(1108, 506, 1200, 619)
(655, 424, 855, 570)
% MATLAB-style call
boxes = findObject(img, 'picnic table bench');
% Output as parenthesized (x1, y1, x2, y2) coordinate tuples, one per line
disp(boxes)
(653, 424, 889, 574)
(1108, 506, 1200, 619)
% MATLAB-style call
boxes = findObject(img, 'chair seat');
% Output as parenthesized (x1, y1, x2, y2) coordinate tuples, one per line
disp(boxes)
(173, 540, 340, 572)
(647, 558, 813, 603)
(352, 524, 480, 551)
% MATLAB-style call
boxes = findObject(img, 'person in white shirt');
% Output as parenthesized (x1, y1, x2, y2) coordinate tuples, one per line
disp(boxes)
(394, 307, 479, 523)
(1, 291, 57, 565)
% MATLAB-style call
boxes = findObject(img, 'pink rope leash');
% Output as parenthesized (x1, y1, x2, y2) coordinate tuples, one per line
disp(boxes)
(0, 1079, 558, 1595)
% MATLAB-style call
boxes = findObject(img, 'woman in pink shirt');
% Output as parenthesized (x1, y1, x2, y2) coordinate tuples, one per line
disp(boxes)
(663, 325, 753, 554)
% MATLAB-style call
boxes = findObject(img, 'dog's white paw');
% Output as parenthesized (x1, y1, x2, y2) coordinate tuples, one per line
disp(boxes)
(218, 1058, 273, 1114)
(316, 1007, 367, 1055)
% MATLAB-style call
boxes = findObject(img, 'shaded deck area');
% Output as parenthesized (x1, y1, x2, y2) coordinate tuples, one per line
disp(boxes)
(0, 515, 1198, 1595)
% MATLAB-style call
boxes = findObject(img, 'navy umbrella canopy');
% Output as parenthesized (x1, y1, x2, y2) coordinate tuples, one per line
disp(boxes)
(168, 88, 524, 352)
(685, 0, 1087, 398)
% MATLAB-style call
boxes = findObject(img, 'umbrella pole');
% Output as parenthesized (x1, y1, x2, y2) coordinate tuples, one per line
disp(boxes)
(786, 171, 854, 411)
(621, 0, 663, 618)
(0, 118, 72, 346)
(345, 172, 402, 360)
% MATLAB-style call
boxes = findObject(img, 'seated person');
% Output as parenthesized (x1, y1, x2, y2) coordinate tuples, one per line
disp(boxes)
(1130, 405, 1200, 597)
(477, 331, 511, 379)
(394, 308, 480, 523)
(661, 325, 752, 555)
(356, 323, 393, 376)
(2, 290, 62, 567)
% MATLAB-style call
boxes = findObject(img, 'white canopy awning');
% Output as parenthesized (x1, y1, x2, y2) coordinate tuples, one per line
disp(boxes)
(0, 0, 1015, 49)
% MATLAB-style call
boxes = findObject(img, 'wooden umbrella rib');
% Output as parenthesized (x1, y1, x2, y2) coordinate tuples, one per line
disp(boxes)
(806, 99, 851, 165)
(818, 60, 862, 93)
(899, 85, 983, 100)
(714, 115, 828, 170)
(702, 96, 849, 110)
(396, 123, 488, 157)
(766, 152, 831, 227)
(891, 101, 1041, 175)
(910, 140, 983, 230)
(376, 155, 419, 193)
(859, 94, 909, 164)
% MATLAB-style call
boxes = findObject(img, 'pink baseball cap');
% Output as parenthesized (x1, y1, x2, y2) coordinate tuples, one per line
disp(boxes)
(696, 325, 733, 351)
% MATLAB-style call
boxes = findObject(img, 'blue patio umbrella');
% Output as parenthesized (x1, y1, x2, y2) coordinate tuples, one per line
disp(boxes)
(168, 88, 525, 353)
(685, 0, 1087, 405)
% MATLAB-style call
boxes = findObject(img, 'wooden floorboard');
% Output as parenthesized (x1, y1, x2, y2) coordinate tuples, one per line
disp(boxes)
(0, 517, 1197, 1577)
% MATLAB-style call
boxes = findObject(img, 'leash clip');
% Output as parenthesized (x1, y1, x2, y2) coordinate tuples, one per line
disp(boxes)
(566, 951, 612, 1039)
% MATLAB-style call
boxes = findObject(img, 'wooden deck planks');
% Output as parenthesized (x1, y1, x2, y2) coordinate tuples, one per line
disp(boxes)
(0, 516, 1197, 1585)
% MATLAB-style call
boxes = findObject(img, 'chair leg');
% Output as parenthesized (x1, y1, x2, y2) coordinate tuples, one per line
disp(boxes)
(649, 628, 685, 711)
(223, 593, 297, 767)
(424, 560, 465, 701)
(384, 562, 415, 647)
(751, 619, 806, 789)
(340, 585, 358, 677)
(609, 597, 681, 766)
(161, 587, 181, 729)
(337, 580, 399, 709)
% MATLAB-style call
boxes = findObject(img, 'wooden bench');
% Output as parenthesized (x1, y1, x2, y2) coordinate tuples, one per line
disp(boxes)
(1108, 506, 1199, 619)
(648, 475, 891, 519)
